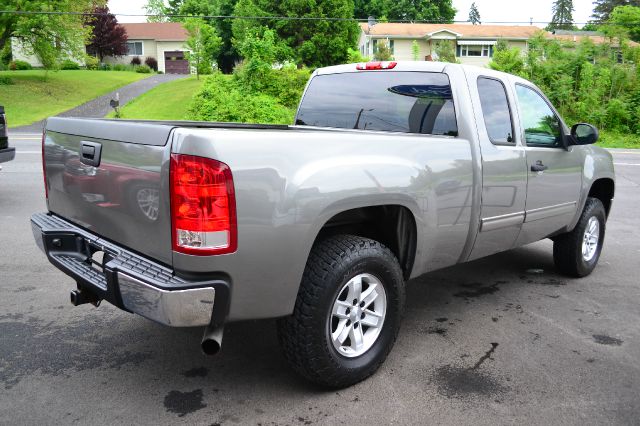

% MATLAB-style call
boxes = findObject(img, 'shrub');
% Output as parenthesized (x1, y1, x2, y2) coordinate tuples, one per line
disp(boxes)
(9, 60, 32, 70)
(130, 56, 141, 66)
(144, 57, 158, 71)
(0, 76, 14, 85)
(135, 65, 152, 73)
(157, 70, 164, 74)
(112, 64, 128, 71)
(60, 59, 80, 70)
(84, 55, 99, 70)
(188, 73, 294, 124)
(98, 63, 112, 71)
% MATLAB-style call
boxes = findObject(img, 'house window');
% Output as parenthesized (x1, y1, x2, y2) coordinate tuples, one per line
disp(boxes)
(457, 44, 493, 57)
(126, 41, 143, 56)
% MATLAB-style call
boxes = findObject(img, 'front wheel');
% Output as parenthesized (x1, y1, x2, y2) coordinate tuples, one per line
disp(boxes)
(277, 235, 405, 388)
(553, 197, 607, 277)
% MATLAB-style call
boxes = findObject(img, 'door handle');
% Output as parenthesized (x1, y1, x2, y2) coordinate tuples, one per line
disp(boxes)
(79, 141, 102, 167)
(531, 160, 547, 172)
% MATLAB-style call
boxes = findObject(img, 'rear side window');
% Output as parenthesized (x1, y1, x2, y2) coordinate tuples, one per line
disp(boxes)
(296, 71, 458, 136)
(477, 77, 514, 144)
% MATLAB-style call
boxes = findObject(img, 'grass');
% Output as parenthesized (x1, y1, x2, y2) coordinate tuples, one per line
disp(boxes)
(0, 70, 150, 128)
(597, 131, 640, 149)
(110, 76, 205, 120)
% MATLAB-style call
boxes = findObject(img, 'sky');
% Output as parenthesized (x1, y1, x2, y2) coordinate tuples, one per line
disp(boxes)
(108, 0, 596, 26)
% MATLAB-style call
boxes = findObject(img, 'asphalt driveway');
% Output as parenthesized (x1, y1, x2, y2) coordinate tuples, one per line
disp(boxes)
(0, 138, 639, 425)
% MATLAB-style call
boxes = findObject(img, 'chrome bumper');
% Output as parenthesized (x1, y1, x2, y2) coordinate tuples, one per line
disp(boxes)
(31, 212, 229, 327)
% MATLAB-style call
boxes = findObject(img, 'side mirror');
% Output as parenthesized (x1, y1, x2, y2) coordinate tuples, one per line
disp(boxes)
(570, 123, 599, 145)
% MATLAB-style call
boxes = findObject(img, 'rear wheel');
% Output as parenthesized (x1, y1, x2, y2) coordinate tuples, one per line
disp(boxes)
(553, 197, 606, 277)
(277, 235, 405, 388)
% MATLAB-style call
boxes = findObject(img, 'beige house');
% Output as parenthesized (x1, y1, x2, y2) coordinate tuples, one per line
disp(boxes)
(359, 23, 542, 67)
(104, 23, 190, 74)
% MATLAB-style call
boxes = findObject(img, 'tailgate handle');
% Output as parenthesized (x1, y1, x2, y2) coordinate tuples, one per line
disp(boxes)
(80, 141, 102, 167)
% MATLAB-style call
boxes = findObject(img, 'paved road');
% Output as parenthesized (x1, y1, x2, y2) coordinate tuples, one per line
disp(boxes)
(1, 138, 639, 425)
(11, 74, 187, 133)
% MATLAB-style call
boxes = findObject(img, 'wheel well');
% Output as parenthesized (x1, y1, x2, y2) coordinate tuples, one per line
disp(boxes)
(314, 205, 417, 280)
(588, 178, 614, 217)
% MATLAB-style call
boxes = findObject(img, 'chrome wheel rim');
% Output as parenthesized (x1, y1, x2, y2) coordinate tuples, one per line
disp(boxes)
(582, 216, 600, 262)
(328, 273, 387, 358)
(136, 188, 159, 221)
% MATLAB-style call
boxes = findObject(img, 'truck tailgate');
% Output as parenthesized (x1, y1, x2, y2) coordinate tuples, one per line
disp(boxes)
(43, 118, 174, 266)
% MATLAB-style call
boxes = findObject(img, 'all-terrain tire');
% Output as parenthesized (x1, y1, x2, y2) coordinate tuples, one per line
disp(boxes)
(277, 235, 405, 388)
(553, 197, 606, 278)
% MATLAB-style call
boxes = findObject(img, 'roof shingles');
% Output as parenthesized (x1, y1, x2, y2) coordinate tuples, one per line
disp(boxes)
(121, 22, 188, 41)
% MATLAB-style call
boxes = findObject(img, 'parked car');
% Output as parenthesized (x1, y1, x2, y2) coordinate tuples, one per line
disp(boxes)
(31, 62, 615, 388)
(0, 106, 16, 169)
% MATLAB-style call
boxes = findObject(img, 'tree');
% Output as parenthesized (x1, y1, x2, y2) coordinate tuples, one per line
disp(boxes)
(468, 2, 481, 25)
(166, 0, 185, 19)
(179, 0, 240, 73)
(0, 0, 99, 71)
(592, 0, 640, 22)
(548, 0, 575, 30)
(86, 6, 128, 62)
(433, 40, 457, 62)
(373, 40, 393, 60)
(412, 40, 420, 60)
(232, 0, 359, 68)
(354, 0, 456, 22)
(145, 0, 168, 22)
(607, 5, 640, 42)
(184, 18, 222, 79)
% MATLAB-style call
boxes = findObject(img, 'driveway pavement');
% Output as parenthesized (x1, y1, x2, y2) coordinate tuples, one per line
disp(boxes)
(11, 74, 188, 133)
(0, 139, 639, 425)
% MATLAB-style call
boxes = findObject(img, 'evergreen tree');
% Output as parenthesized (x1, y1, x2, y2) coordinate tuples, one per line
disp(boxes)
(232, 0, 360, 68)
(468, 2, 481, 25)
(354, 0, 456, 22)
(592, 0, 640, 23)
(548, 0, 575, 30)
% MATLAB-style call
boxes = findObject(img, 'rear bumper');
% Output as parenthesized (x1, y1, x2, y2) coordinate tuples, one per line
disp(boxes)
(0, 147, 15, 163)
(31, 212, 230, 327)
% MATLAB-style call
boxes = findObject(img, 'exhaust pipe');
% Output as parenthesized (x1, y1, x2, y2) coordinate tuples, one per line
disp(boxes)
(201, 324, 224, 355)
(70, 289, 101, 307)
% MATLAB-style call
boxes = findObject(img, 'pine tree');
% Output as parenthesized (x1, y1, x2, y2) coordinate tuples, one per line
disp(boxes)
(549, 0, 574, 30)
(592, 0, 640, 23)
(468, 2, 481, 25)
(548, 0, 575, 30)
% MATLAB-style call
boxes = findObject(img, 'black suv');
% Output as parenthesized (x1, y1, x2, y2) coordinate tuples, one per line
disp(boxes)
(0, 106, 15, 167)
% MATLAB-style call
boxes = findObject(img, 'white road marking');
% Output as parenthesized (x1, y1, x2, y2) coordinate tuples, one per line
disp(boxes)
(10, 137, 41, 140)
(609, 151, 640, 155)
(614, 162, 640, 166)
(16, 151, 41, 154)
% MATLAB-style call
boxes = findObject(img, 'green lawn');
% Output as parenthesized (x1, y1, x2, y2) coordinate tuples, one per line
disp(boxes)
(597, 131, 640, 149)
(112, 76, 205, 120)
(0, 70, 150, 128)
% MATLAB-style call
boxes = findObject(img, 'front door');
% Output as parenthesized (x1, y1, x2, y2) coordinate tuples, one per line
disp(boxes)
(514, 84, 582, 245)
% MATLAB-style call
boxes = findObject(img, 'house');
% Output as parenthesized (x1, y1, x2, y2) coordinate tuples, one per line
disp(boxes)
(10, 22, 191, 74)
(104, 23, 190, 74)
(359, 22, 542, 66)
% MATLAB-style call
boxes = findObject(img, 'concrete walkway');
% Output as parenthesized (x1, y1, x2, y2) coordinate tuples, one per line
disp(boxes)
(11, 73, 188, 133)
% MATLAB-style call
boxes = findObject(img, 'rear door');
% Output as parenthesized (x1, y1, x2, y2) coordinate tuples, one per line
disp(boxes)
(513, 84, 582, 245)
(44, 118, 175, 265)
(465, 69, 528, 260)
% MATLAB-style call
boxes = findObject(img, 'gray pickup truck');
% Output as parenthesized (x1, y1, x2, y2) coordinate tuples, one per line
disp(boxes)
(31, 62, 615, 388)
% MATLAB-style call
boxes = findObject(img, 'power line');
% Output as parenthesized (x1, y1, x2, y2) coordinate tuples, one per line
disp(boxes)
(0, 9, 624, 25)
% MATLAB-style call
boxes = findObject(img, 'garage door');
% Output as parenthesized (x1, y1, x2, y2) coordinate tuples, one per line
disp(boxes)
(164, 51, 189, 74)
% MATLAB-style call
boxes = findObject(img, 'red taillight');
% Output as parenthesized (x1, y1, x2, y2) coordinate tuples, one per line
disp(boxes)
(42, 131, 48, 199)
(170, 154, 237, 256)
(356, 61, 397, 70)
